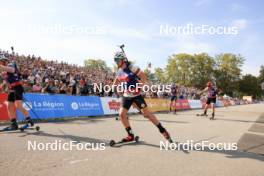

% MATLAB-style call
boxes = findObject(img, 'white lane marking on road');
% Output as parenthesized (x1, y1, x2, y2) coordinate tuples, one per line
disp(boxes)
(69, 158, 90, 164)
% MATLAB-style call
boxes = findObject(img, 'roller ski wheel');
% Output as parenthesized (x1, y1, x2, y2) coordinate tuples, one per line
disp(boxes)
(20, 124, 40, 132)
(196, 114, 208, 117)
(209, 114, 215, 120)
(0, 125, 18, 132)
(109, 136, 140, 147)
(36, 126, 40, 131)
(109, 140, 116, 146)
(168, 138, 173, 143)
(162, 131, 173, 143)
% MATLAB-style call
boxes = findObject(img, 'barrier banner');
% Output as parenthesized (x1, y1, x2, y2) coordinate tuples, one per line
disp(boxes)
(188, 100, 202, 109)
(221, 99, 231, 107)
(100, 97, 139, 115)
(175, 99, 190, 110)
(215, 100, 224, 107)
(101, 97, 120, 115)
(0, 93, 9, 121)
(17, 93, 104, 120)
(145, 98, 170, 112)
(230, 100, 236, 106)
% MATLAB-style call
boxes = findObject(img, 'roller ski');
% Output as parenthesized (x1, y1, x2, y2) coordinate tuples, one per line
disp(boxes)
(162, 130, 173, 143)
(209, 113, 215, 120)
(196, 113, 208, 117)
(20, 124, 40, 132)
(115, 116, 129, 121)
(20, 117, 40, 132)
(0, 118, 40, 133)
(0, 123, 19, 132)
(110, 135, 139, 147)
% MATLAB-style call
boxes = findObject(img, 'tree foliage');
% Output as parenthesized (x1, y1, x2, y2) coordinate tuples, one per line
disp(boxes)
(84, 59, 110, 71)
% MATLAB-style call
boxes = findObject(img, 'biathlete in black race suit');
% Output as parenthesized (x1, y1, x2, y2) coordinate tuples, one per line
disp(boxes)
(112, 52, 173, 143)
(199, 81, 218, 120)
(0, 55, 34, 130)
(169, 83, 177, 114)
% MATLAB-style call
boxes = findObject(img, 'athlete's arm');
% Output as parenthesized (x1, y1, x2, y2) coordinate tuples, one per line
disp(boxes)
(199, 87, 208, 95)
(112, 77, 120, 86)
(129, 65, 146, 84)
(136, 71, 147, 84)
(111, 77, 120, 93)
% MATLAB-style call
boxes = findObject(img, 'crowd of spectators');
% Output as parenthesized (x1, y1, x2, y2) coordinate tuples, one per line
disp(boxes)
(0, 49, 205, 99)
(0, 49, 115, 96)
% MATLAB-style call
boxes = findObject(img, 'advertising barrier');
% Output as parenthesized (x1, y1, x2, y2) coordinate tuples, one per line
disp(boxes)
(16, 93, 104, 120)
(145, 98, 170, 112)
(0, 93, 9, 121)
(215, 100, 224, 107)
(100, 97, 139, 115)
(175, 99, 191, 110)
(0, 93, 252, 121)
(188, 100, 202, 109)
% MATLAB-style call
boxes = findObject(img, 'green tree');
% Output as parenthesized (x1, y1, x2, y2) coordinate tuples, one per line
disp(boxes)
(144, 68, 155, 83)
(191, 53, 215, 89)
(154, 67, 167, 83)
(166, 53, 194, 85)
(214, 53, 244, 96)
(84, 59, 109, 71)
(238, 74, 261, 99)
(258, 65, 264, 83)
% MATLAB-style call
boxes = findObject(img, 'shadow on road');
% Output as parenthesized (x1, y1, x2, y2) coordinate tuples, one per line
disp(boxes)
(129, 119, 189, 124)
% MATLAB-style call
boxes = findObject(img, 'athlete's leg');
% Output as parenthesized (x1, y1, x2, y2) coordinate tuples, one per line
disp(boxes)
(211, 101, 216, 118)
(15, 100, 34, 126)
(119, 107, 130, 128)
(203, 98, 211, 115)
(141, 107, 172, 141)
(7, 102, 16, 121)
(174, 99, 177, 113)
(169, 96, 176, 112)
(15, 100, 29, 117)
(141, 107, 159, 125)
(119, 97, 134, 141)
(7, 92, 18, 129)
(169, 100, 173, 112)
(14, 85, 34, 126)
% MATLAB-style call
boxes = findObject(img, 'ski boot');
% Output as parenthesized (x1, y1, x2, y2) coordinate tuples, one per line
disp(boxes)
(210, 113, 215, 120)
(26, 117, 34, 126)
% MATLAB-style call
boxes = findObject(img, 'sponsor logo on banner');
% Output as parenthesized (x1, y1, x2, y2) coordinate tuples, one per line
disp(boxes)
(17, 94, 104, 120)
(108, 100, 120, 111)
(101, 97, 138, 115)
(22, 102, 33, 111)
(71, 102, 79, 110)
(70, 101, 100, 111)
(145, 99, 169, 112)
(175, 99, 191, 110)
(188, 100, 202, 109)
(221, 99, 231, 106)
(215, 100, 223, 107)
(230, 100, 236, 106)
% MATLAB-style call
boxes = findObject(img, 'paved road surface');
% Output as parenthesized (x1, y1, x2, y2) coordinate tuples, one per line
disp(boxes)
(0, 104, 263, 176)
